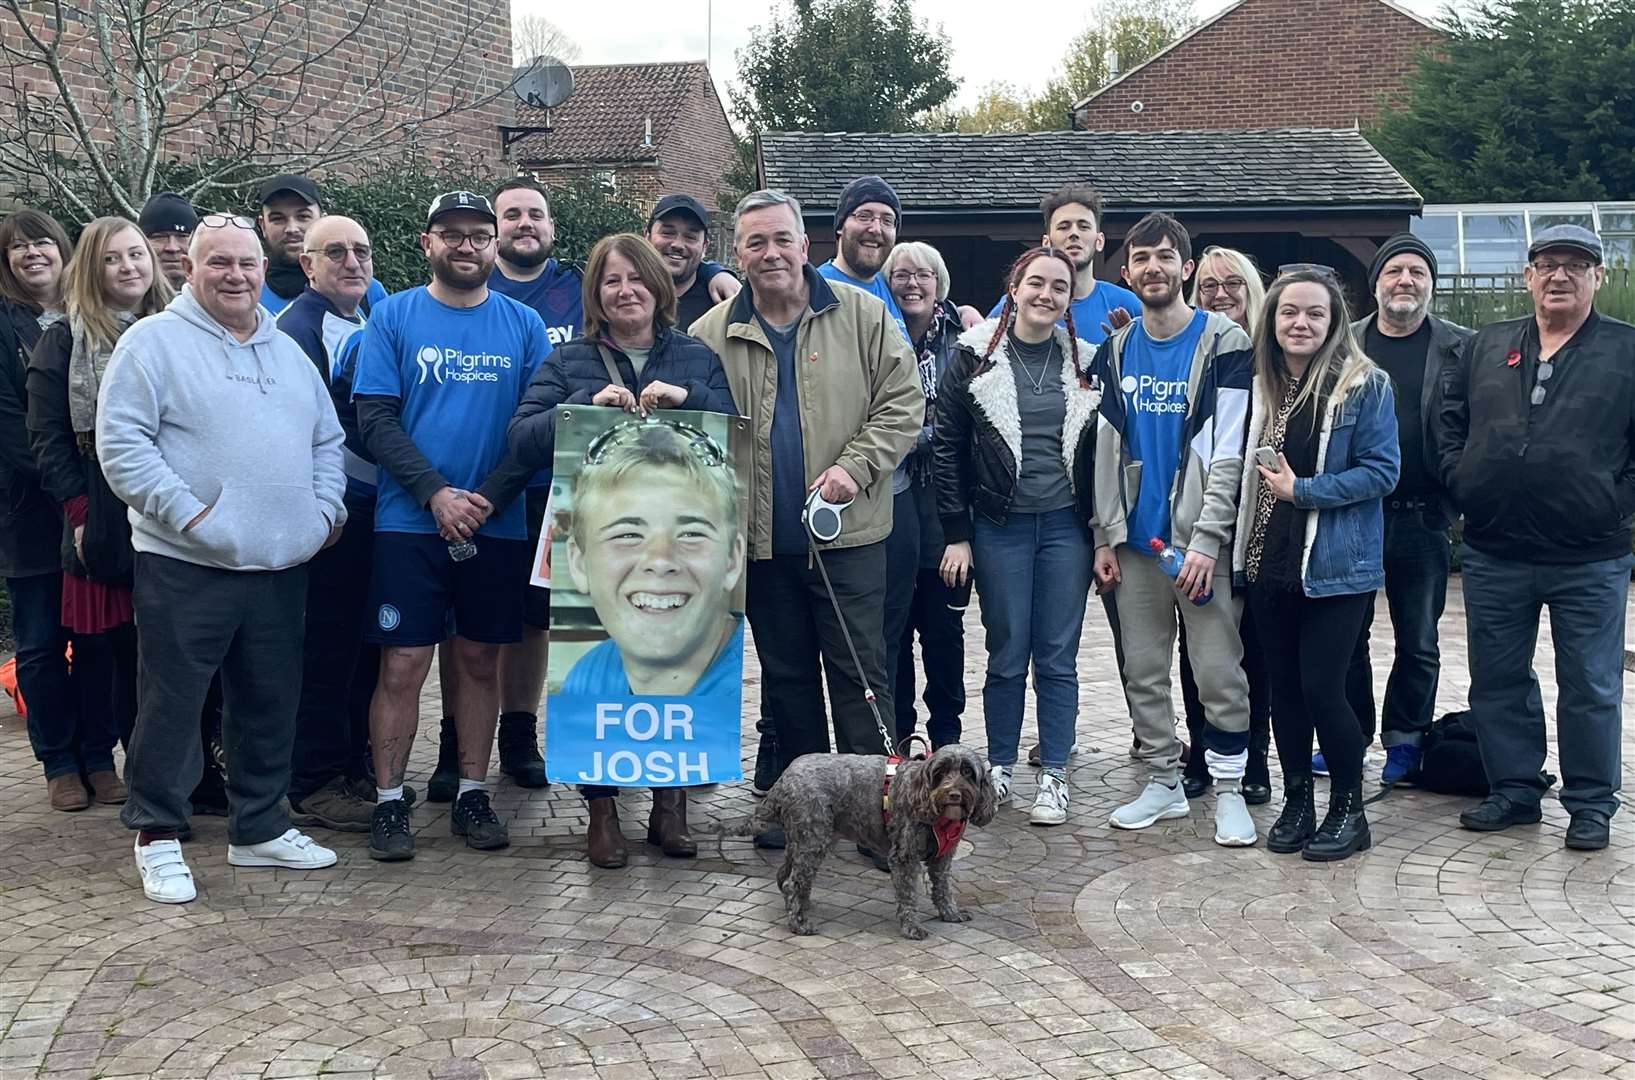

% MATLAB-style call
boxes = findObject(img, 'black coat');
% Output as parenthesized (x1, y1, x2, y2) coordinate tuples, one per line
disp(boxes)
(507, 325, 737, 470)
(0, 301, 63, 579)
(25, 321, 134, 584)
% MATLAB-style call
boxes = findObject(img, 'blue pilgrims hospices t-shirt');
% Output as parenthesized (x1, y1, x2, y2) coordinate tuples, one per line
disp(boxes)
(987, 280, 1143, 347)
(1122, 308, 1207, 550)
(351, 286, 550, 540)
(488, 259, 582, 349)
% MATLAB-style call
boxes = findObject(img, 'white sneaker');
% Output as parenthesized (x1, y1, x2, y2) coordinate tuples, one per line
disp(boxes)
(1214, 791, 1257, 847)
(227, 828, 337, 869)
(1030, 773, 1069, 826)
(1109, 781, 1190, 830)
(135, 838, 195, 904)
(989, 764, 1014, 804)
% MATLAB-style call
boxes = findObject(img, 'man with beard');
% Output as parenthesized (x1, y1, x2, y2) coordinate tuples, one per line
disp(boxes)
(988, 186, 1140, 346)
(138, 193, 197, 290)
(1089, 212, 1257, 849)
(352, 191, 549, 862)
(1343, 234, 1470, 786)
(646, 193, 741, 329)
(256, 175, 387, 316)
(816, 175, 911, 344)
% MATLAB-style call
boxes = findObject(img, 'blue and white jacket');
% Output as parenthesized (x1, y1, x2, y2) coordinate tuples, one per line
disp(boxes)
(276, 285, 376, 504)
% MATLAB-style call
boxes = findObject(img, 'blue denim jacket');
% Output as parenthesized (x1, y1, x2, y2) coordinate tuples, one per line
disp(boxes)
(1235, 370, 1400, 597)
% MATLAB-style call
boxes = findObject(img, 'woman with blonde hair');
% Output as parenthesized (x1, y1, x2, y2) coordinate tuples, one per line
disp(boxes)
(1232, 268, 1398, 862)
(1190, 245, 1267, 334)
(27, 217, 173, 797)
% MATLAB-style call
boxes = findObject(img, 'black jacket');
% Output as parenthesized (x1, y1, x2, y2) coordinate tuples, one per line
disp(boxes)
(24, 321, 134, 584)
(1352, 312, 1471, 527)
(507, 325, 737, 470)
(932, 324, 1097, 544)
(1436, 309, 1635, 563)
(0, 301, 62, 578)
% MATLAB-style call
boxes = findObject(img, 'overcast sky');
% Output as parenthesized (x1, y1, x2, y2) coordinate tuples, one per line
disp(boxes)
(522, 0, 1451, 114)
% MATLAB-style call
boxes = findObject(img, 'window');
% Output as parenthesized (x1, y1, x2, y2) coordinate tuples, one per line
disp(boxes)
(1412, 213, 1460, 277)
(1531, 210, 1594, 232)
(1462, 213, 1526, 275)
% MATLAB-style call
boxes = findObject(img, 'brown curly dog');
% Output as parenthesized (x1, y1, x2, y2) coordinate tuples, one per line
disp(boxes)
(742, 744, 997, 939)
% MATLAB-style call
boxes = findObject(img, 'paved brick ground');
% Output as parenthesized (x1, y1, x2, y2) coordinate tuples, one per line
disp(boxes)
(1, 580, 1631, 1080)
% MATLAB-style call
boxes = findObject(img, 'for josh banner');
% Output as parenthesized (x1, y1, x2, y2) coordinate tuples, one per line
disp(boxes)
(543, 406, 749, 786)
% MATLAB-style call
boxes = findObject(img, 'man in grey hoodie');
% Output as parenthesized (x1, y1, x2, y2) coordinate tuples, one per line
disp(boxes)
(96, 215, 348, 904)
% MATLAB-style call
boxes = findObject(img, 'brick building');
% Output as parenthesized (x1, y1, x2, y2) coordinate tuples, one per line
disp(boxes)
(0, 0, 512, 186)
(510, 61, 737, 214)
(1072, 0, 1442, 131)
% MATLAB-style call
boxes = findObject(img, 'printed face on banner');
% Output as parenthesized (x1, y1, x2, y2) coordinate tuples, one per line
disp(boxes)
(543, 407, 748, 787)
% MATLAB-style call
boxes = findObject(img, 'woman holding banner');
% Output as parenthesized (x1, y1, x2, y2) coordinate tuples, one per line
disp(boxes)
(507, 233, 736, 869)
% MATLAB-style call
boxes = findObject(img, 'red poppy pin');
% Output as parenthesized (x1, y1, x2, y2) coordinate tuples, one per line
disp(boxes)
(807, 352, 819, 363)
(1505, 348, 1521, 368)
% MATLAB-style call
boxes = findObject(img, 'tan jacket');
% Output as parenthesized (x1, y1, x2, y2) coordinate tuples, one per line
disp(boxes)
(689, 266, 922, 559)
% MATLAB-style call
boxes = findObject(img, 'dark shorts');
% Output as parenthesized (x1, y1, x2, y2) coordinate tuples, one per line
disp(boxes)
(366, 532, 529, 647)
(523, 488, 551, 631)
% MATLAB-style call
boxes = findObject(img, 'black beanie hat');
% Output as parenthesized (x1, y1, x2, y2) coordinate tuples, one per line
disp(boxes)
(138, 192, 199, 236)
(1369, 233, 1437, 292)
(833, 175, 901, 234)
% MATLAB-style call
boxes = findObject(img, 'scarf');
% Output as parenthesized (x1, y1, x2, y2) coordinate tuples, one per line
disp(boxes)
(264, 260, 306, 301)
(68, 310, 137, 444)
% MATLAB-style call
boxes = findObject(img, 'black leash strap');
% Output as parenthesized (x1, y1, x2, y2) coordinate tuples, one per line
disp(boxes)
(807, 534, 895, 756)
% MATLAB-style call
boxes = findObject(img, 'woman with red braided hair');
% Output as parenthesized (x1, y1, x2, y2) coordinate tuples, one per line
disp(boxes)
(931, 247, 1099, 826)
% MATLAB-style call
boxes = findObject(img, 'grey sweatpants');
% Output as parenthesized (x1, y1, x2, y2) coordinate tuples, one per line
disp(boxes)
(120, 553, 307, 845)
(1112, 544, 1249, 786)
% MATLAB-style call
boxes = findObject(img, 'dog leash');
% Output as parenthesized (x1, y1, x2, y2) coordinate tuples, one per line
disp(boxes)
(806, 534, 899, 759)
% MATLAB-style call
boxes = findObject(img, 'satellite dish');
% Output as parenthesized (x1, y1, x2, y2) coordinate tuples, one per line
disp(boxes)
(514, 57, 575, 109)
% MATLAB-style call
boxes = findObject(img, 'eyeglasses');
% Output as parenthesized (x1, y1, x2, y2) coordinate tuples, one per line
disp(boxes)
(584, 418, 727, 468)
(1278, 262, 1340, 282)
(6, 237, 58, 256)
(1530, 258, 1595, 279)
(431, 229, 494, 251)
(307, 243, 373, 264)
(888, 269, 936, 286)
(1198, 276, 1247, 297)
(849, 210, 897, 230)
(1531, 359, 1554, 406)
(199, 214, 257, 231)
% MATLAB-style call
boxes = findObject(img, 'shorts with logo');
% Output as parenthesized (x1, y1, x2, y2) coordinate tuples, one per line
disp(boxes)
(367, 532, 529, 646)
(523, 487, 551, 630)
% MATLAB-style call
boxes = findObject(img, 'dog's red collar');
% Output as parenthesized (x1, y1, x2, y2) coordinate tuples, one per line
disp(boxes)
(883, 756, 967, 861)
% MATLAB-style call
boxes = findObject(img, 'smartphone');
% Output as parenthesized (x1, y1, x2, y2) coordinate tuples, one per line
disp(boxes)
(1254, 446, 1281, 473)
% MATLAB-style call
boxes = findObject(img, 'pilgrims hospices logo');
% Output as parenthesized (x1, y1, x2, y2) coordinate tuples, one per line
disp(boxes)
(415, 344, 514, 385)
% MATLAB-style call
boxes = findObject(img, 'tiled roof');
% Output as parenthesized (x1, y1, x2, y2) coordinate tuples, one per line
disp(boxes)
(757, 128, 1421, 212)
(512, 61, 715, 164)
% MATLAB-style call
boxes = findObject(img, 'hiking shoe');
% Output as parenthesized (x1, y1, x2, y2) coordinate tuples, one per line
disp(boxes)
(427, 717, 459, 803)
(228, 828, 337, 869)
(1381, 744, 1421, 786)
(1459, 793, 1542, 832)
(1311, 752, 1330, 777)
(349, 775, 415, 807)
(451, 789, 509, 850)
(135, 838, 195, 903)
(497, 713, 548, 788)
(1214, 790, 1257, 847)
(989, 764, 1014, 804)
(1109, 781, 1189, 830)
(289, 776, 374, 833)
(1565, 810, 1610, 851)
(1030, 773, 1069, 826)
(368, 799, 415, 861)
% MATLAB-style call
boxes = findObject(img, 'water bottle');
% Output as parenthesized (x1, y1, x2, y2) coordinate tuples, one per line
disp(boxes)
(448, 539, 478, 562)
(1149, 538, 1212, 605)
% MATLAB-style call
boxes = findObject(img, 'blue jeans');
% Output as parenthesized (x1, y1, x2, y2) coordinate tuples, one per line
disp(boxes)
(972, 508, 1091, 769)
(1461, 547, 1629, 818)
(5, 573, 113, 778)
(1347, 509, 1451, 747)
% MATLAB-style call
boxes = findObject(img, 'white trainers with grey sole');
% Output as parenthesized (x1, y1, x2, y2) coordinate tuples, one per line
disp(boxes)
(1109, 781, 1190, 830)
(1214, 791, 1257, 846)
(227, 828, 337, 869)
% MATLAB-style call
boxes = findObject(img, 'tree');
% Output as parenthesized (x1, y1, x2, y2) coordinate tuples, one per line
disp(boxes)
(1030, 0, 1194, 129)
(730, 0, 958, 133)
(1370, 0, 1635, 202)
(512, 13, 581, 65)
(931, 82, 1036, 134)
(0, 0, 517, 221)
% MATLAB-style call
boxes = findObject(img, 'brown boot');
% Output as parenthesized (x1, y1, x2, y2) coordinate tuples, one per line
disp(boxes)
(47, 773, 89, 812)
(86, 770, 128, 805)
(647, 788, 697, 858)
(586, 797, 627, 868)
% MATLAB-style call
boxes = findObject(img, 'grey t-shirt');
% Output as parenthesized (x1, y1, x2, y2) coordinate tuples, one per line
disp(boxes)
(625, 345, 652, 378)
(1007, 332, 1073, 513)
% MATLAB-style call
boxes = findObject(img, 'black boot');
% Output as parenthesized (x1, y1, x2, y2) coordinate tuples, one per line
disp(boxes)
(497, 711, 548, 788)
(1303, 785, 1371, 862)
(1266, 774, 1316, 854)
(752, 711, 779, 796)
(427, 716, 459, 803)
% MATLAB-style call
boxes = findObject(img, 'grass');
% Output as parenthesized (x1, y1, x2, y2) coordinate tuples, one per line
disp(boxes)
(1436, 271, 1635, 327)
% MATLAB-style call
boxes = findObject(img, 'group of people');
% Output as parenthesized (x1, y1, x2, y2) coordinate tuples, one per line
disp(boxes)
(0, 167, 1625, 905)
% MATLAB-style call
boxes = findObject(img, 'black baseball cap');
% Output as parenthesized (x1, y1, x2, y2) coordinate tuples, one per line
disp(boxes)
(138, 192, 199, 236)
(426, 190, 497, 228)
(255, 174, 321, 208)
(649, 193, 710, 231)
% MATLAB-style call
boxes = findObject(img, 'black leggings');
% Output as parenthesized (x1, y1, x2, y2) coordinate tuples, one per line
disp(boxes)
(1248, 586, 1373, 789)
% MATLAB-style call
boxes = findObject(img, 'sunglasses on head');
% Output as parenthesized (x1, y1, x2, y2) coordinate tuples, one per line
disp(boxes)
(1277, 262, 1340, 283)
